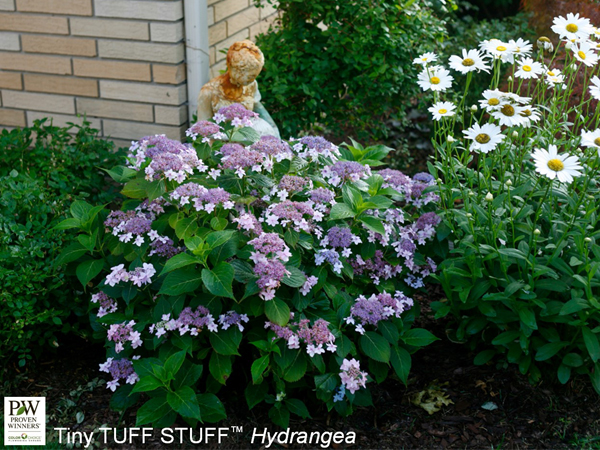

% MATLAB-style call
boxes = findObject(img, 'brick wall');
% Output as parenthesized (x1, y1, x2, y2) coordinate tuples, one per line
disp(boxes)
(207, 0, 278, 78)
(0, 0, 278, 147)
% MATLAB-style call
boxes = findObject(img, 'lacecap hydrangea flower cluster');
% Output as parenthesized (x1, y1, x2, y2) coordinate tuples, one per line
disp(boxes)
(92, 102, 441, 401)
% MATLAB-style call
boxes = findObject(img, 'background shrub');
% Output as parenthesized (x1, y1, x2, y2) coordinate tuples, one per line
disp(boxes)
(253, 0, 448, 141)
(0, 119, 125, 370)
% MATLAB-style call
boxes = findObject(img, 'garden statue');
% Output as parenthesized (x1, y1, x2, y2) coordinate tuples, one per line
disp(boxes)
(196, 40, 281, 138)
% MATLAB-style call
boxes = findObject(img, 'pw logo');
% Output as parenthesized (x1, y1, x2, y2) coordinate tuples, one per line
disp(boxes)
(8, 400, 41, 416)
(4, 397, 46, 446)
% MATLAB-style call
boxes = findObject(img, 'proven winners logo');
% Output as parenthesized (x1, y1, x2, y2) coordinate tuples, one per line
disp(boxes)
(4, 397, 46, 446)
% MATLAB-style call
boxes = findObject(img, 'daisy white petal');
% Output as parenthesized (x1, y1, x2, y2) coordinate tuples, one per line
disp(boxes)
(448, 48, 490, 74)
(581, 129, 600, 151)
(532, 144, 582, 184)
(514, 57, 544, 79)
(428, 101, 456, 121)
(413, 52, 438, 66)
(416, 66, 453, 92)
(551, 13, 594, 41)
(462, 123, 505, 153)
(590, 75, 600, 100)
(572, 41, 599, 67)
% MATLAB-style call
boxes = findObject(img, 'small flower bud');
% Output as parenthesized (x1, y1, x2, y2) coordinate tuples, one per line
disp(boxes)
(505, 179, 512, 187)
(436, 178, 443, 183)
(485, 192, 494, 202)
(466, 213, 472, 218)
(537, 36, 553, 51)
(585, 237, 592, 242)
(508, 76, 513, 82)
(512, 131, 519, 138)
(447, 135, 455, 143)
(468, 190, 475, 197)
(533, 228, 541, 235)
(471, 105, 478, 112)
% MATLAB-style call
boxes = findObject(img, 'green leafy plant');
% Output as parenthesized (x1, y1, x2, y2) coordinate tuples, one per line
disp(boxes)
(60, 108, 441, 426)
(0, 119, 125, 370)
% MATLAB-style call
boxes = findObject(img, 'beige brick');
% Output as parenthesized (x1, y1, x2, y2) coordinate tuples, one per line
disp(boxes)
(16, 0, 92, 15)
(0, 72, 22, 89)
(2, 90, 74, 114)
(213, 44, 227, 64)
(209, 46, 216, 65)
(103, 119, 184, 140)
(250, 15, 276, 40)
(0, 108, 25, 127)
(227, 7, 259, 36)
(70, 18, 149, 40)
(95, 0, 183, 21)
(150, 21, 184, 43)
(0, 0, 14, 11)
(100, 80, 186, 105)
(152, 63, 185, 84)
(0, 13, 68, 34)
(207, 6, 214, 26)
(24, 74, 98, 97)
(22, 35, 96, 57)
(209, 22, 227, 46)
(210, 59, 227, 78)
(215, 28, 248, 55)
(259, 2, 277, 20)
(77, 97, 153, 122)
(207, 0, 219, 5)
(73, 59, 151, 82)
(0, 52, 71, 74)
(26, 111, 101, 129)
(98, 40, 184, 64)
(0, 32, 19, 51)
(154, 104, 187, 125)
(214, 0, 248, 22)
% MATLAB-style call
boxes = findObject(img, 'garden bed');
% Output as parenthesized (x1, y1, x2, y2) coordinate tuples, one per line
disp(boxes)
(7, 289, 599, 449)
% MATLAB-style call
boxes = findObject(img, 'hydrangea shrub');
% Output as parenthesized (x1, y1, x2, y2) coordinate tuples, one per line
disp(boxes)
(417, 14, 600, 392)
(59, 105, 440, 426)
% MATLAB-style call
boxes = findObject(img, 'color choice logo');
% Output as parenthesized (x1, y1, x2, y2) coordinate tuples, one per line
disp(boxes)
(4, 397, 46, 446)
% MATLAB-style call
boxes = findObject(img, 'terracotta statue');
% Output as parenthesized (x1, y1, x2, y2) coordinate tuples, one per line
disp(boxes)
(197, 40, 280, 138)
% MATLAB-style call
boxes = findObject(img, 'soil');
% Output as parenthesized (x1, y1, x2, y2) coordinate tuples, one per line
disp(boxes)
(4, 289, 600, 450)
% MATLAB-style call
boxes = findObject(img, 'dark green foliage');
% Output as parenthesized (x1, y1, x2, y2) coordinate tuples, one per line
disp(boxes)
(254, 0, 448, 140)
(0, 119, 126, 370)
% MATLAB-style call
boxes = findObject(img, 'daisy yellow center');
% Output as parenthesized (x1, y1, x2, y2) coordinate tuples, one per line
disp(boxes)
(475, 133, 491, 144)
(548, 71, 555, 76)
(501, 104, 515, 116)
(488, 98, 500, 106)
(566, 23, 578, 33)
(539, 37, 551, 43)
(578, 51, 587, 60)
(422, 57, 428, 61)
(462, 58, 475, 66)
(523, 65, 532, 72)
(595, 137, 600, 146)
(547, 158, 564, 172)
(521, 109, 532, 117)
(430, 76, 441, 84)
(496, 45, 507, 52)
(439, 109, 448, 114)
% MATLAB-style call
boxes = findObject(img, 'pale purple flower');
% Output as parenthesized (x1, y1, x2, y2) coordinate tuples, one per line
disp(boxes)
(219, 311, 249, 332)
(293, 136, 340, 161)
(339, 358, 368, 394)
(105, 264, 129, 287)
(300, 275, 318, 296)
(186, 120, 224, 142)
(214, 103, 258, 127)
(250, 135, 293, 161)
(107, 320, 142, 353)
(99, 357, 139, 392)
(91, 292, 118, 318)
(322, 161, 371, 186)
(233, 213, 263, 236)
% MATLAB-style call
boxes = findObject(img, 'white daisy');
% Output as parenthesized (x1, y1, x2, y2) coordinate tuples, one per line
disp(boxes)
(417, 66, 453, 92)
(514, 57, 544, 79)
(463, 123, 505, 153)
(500, 92, 531, 105)
(480, 38, 516, 63)
(479, 89, 505, 111)
(593, 27, 600, 40)
(590, 75, 600, 100)
(509, 38, 533, 57)
(428, 101, 456, 120)
(448, 49, 490, 74)
(532, 145, 582, 183)
(581, 129, 600, 150)
(537, 36, 554, 51)
(413, 52, 438, 66)
(491, 103, 528, 127)
(572, 41, 599, 67)
(551, 13, 594, 41)
(519, 107, 542, 128)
